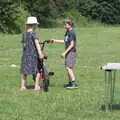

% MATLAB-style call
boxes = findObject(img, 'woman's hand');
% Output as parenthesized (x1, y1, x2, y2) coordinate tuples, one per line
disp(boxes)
(39, 53, 44, 61)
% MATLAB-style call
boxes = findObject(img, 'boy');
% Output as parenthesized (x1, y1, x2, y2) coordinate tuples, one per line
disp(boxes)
(20, 17, 44, 91)
(50, 19, 78, 89)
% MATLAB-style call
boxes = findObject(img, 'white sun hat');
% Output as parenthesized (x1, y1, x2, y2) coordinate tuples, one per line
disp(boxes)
(26, 16, 39, 25)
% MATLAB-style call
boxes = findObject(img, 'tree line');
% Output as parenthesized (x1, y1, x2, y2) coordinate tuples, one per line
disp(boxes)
(0, 0, 120, 33)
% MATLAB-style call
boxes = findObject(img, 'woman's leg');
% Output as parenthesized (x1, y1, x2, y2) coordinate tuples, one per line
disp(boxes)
(20, 73, 27, 91)
(34, 73, 42, 90)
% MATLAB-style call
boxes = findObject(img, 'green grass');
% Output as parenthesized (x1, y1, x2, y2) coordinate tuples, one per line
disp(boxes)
(0, 27, 120, 120)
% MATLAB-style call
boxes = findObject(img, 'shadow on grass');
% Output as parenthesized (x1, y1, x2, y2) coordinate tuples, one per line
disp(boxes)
(27, 85, 34, 89)
(100, 104, 120, 111)
(26, 84, 55, 89)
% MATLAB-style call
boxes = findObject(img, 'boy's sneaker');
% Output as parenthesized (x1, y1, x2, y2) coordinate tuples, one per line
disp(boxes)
(66, 81, 79, 89)
(64, 82, 72, 88)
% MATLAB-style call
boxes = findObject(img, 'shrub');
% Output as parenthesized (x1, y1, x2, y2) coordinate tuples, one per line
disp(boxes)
(0, 3, 29, 34)
(24, 0, 57, 28)
(91, 2, 120, 24)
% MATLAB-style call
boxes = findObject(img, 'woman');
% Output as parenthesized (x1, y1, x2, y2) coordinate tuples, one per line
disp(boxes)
(20, 16, 44, 91)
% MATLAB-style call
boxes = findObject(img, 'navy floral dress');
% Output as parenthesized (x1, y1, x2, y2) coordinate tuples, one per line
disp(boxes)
(20, 32, 42, 75)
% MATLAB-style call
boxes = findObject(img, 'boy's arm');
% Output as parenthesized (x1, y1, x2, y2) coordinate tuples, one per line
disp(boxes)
(61, 40, 74, 57)
(35, 39, 44, 59)
(52, 39, 64, 43)
(65, 40, 74, 54)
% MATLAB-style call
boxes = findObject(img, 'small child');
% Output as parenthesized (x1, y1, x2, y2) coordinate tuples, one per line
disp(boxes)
(50, 19, 78, 89)
(20, 16, 44, 91)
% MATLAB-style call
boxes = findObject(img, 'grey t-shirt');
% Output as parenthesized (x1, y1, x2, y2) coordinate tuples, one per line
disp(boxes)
(64, 29, 77, 52)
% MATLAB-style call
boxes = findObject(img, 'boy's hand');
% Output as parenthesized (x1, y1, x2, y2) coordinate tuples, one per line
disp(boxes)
(60, 52, 66, 58)
(47, 39, 54, 43)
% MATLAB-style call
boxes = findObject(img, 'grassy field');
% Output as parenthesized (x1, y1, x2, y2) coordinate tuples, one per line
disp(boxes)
(0, 27, 120, 120)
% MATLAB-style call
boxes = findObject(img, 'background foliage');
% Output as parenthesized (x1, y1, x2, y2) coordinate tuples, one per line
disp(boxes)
(0, 0, 120, 33)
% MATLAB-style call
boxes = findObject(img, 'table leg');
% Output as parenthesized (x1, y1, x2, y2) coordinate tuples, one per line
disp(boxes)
(109, 70, 113, 110)
(104, 70, 109, 110)
(110, 71, 116, 107)
(105, 70, 113, 111)
(104, 70, 116, 111)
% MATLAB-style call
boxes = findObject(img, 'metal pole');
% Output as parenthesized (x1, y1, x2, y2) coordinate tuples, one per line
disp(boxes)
(109, 70, 112, 110)
(111, 71, 116, 105)
(105, 70, 109, 110)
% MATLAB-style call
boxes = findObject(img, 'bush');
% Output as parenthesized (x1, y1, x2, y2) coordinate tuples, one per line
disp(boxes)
(24, 0, 57, 28)
(77, 0, 97, 17)
(63, 9, 80, 20)
(13, 7, 30, 33)
(56, 10, 91, 27)
(0, 3, 29, 34)
(91, 2, 120, 24)
(63, 9, 88, 27)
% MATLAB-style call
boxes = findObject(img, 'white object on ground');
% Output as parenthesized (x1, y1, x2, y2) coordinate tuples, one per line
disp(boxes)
(10, 64, 18, 68)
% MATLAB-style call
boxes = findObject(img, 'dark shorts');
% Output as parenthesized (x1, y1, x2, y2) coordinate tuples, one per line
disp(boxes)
(65, 52, 76, 68)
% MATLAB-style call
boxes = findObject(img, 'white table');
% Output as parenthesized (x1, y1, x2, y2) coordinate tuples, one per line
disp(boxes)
(101, 63, 120, 111)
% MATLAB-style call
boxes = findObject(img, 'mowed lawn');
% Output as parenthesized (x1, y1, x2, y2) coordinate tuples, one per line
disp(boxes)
(0, 27, 120, 120)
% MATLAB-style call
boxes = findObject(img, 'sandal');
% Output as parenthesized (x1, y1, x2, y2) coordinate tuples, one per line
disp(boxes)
(20, 87, 27, 91)
(33, 87, 43, 91)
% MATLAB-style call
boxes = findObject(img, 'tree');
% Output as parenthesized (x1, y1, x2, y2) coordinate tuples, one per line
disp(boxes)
(91, 1, 120, 24)
(24, 0, 57, 27)
(77, 0, 97, 17)
(0, 2, 29, 33)
(54, 0, 80, 17)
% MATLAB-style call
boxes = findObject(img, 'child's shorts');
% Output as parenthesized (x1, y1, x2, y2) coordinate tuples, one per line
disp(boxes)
(65, 51, 76, 68)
